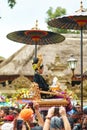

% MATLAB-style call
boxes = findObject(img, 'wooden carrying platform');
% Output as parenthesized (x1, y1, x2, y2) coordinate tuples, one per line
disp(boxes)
(17, 98, 68, 111)
(16, 83, 69, 108)
(37, 99, 68, 107)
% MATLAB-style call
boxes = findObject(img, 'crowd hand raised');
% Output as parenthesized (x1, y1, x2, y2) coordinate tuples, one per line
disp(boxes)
(33, 101, 44, 127)
(33, 101, 39, 111)
(59, 106, 71, 130)
(46, 107, 55, 118)
(59, 106, 66, 117)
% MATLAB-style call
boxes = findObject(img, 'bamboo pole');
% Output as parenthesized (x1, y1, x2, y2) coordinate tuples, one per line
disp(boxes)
(40, 90, 66, 99)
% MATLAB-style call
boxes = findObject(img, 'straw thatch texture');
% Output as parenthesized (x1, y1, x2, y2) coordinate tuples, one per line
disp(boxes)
(0, 34, 87, 79)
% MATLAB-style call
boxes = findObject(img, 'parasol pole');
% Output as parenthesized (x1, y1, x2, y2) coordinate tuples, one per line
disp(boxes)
(76, 1, 84, 111)
(35, 44, 37, 58)
(32, 20, 38, 58)
(80, 27, 83, 111)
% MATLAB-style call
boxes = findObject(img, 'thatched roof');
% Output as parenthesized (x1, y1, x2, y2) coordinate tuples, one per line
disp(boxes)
(0, 45, 35, 75)
(0, 34, 87, 78)
(0, 56, 5, 63)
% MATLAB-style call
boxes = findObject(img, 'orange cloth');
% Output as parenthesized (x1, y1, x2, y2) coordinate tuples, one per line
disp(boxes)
(19, 108, 33, 121)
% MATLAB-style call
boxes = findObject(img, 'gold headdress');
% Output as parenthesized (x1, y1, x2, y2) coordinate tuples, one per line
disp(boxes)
(32, 54, 43, 71)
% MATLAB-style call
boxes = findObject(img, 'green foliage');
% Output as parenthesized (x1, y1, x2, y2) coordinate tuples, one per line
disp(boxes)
(46, 6, 80, 34)
(46, 6, 66, 33)
(46, 6, 66, 19)
(8, 0, 16, 8)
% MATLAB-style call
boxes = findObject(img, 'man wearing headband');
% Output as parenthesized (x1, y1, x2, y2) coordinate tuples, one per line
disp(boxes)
(32, 54, 49, 98)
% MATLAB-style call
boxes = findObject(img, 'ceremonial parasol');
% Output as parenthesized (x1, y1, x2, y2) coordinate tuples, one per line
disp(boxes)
(6, 20, 65, 58)
(48, 1, 87, 110)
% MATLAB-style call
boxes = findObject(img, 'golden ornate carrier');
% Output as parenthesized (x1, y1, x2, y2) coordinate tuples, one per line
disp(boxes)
(16, 82, 69, 108)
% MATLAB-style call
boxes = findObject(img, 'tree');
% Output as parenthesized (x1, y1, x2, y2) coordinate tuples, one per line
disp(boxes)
(8, 0, 16, 8)
(46, 6, 67, 33)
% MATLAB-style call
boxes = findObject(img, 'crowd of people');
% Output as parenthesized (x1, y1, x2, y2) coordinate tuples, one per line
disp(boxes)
(0, 101, 87, 130)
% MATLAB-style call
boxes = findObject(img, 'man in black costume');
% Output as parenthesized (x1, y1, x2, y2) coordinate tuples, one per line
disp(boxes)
(32, 54, 49, 93)
(32, 54, 72, 111)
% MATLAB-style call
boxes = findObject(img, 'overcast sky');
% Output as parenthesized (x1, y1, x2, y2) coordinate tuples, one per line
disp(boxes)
(0, 0, 86, 58)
